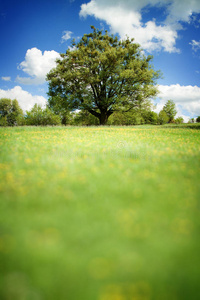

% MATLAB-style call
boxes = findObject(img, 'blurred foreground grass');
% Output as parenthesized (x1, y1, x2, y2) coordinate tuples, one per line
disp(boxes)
(0, 125, 200, 300)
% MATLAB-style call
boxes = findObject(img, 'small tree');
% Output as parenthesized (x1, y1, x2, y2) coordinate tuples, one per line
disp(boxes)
(158, 110, 169, 125)
(196, 116, 200, 123)
(47, 26, 160, 125)
(0, 98, 24, 126)
(163, 100, 177, 123)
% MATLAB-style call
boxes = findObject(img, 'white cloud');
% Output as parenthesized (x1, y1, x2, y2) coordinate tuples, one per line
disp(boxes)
(80, 0, 200, 53)
(1, 76, 11, 81)
(190, 40, 200, 52)
(16, 48, 60, 85)
(165, 0, 200, 24)
(156, 84, 200, 119)
(0, 86, 47, 112)
(61, 30, 73, 43)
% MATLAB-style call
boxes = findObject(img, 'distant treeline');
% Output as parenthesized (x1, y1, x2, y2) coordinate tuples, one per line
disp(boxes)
(0, 98, 199, 126)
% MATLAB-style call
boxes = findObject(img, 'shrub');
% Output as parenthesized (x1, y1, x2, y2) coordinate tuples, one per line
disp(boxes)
(158, 110, 169, 125)
(143, 111, 158, 125)
(175, 117, 184, 124)
(0, 116, 8, 126)
(71, 110, 99, 126)
(25, 104, 61, 126)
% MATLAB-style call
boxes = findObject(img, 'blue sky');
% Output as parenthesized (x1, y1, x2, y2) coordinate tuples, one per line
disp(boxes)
(1, 0, 200, 121)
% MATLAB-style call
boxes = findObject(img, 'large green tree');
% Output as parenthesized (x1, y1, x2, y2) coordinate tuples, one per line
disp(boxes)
(47, 26, 160, 125)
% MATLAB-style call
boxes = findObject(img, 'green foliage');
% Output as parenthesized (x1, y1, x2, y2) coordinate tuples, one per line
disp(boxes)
(0, 116, 8, 126)
(47, 95, 72, 125)
(107, 111, 132, 125)
(196, 116, 200, 123)
(158, 110, 169, 124)
(72, 110, 100, 126)
(163, 100, 177, 123)
(25, 104, 61, 126)
(107, 110, 158, 126)
(175, 116, 184, 124)
(65, 99, 159, 126)
(107, 99, 155, 125)
(0, 98, 24, 126)
(142, 111, 158, 124)
(47, 26, 160, 124)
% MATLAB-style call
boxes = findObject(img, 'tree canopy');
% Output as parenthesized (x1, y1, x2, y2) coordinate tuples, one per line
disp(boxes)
(47, 26, 160, 125)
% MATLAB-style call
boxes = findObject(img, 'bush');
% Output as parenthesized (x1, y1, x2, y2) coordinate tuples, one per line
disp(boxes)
(0, 116, 8, 126)
(175, 117, 184, 124)
(143, 111, 158, 125)
(25, 104, 61, 126)
(71, 110, 99, 126)
(107, 111, 145, 125)
(158, 110, 169, 125)
(15, 114, 26, 126)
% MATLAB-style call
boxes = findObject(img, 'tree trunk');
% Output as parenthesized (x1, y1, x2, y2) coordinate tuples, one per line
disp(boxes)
(88, 108, 113, 125)
(99, 109, 114, 125)
(99, 111, 108, 125)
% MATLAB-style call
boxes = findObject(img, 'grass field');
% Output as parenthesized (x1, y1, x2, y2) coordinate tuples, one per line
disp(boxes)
(0, 125, 200, 300)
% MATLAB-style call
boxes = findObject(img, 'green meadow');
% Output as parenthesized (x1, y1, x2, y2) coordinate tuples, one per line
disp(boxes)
(0, 125, 200, 300)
